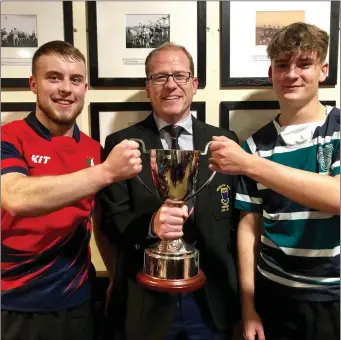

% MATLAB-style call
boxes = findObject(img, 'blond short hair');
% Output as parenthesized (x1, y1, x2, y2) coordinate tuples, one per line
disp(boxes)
(32, 40, 85, 75)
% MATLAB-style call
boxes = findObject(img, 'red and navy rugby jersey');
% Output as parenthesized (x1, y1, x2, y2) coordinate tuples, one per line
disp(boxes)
(1, 112, 101, 312)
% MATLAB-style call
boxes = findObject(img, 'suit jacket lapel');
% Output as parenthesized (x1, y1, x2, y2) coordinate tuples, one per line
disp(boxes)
(192, 116, 211, 208)
(136, 114, 163, 197)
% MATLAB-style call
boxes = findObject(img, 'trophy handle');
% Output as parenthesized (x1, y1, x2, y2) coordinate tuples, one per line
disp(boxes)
(186, 141, 216, 201)
(129, 138, 162, 202)
(129, 138, 149, 154)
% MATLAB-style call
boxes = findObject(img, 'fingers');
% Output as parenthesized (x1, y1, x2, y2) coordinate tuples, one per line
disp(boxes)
(119, 139, 140, 150)
(212, 135, 228, 142)
(182, 204, 189, 219)
(256, 326, 265, 340)
(209, 141, 228, 151)
(160, 231, 184, 240)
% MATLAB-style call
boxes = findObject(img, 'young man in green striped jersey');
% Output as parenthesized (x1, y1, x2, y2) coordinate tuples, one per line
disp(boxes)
(209, 22, 340, 340)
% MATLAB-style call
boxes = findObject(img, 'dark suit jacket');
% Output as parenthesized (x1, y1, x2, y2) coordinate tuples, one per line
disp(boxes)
(98, 114, 240, 340)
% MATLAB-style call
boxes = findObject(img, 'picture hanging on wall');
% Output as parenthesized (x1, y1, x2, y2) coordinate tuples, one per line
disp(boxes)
(220, 100, 337, 143)
(1, 102, 36, 125)
(90, 102, 206, 147)
(220, 1, 340, 87)
(87, 1, 207, 88)
(1, 2, 73, 88)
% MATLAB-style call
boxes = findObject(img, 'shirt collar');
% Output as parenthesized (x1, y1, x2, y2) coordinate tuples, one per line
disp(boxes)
(153, 112, 193, 135)
(24, 112, 81, 142)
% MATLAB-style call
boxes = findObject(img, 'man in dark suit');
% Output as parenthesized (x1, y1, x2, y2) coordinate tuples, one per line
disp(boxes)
(96, 42, 240, 340)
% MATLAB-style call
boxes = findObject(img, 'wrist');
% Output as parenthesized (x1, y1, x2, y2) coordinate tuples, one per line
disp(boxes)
(97, 163, 116, 188)
(243, 154, 258, 178)
(240, 292, 256, 313)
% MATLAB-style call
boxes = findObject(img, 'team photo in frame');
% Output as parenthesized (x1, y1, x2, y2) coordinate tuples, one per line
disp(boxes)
(220, 1, 340, 87)
(87, 1, 207, 88)
(1, 2, 73, 88)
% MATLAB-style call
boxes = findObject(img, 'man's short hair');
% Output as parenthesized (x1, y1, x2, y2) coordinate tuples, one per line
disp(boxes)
(266, 22, 329, 63)
(32, 40, 86, 75)
(145, 42, 195, 77)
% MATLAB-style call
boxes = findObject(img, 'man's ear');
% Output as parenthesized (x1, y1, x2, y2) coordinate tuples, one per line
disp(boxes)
(192, 77, 198, 95)
(268, 66, 273, 83)
(319, 63, 328, 83)
(29, 76, 37, 94)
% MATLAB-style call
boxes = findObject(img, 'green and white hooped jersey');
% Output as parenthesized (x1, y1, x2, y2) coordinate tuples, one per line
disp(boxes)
(235, 105, 340, 301)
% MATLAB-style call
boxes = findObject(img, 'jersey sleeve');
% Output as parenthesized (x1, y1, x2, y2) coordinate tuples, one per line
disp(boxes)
(331, 142, 340, 176)
(234, 140, 263, 213)
(1, 126, 28, 176)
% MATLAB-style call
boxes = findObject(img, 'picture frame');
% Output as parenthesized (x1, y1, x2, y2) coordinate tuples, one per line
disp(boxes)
(90, 102, 206, 146)
(220, 1, 340, 87)
(1, 102, 35, 125)
(87, 1, 207, 88)
(220, 100, 337, 143)
(1, 2, 73, 88)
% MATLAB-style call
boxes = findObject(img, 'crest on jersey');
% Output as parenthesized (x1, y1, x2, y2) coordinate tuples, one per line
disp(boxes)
(317, 144, 333, 172)
(217, 184, 230, 212)
(86, 157, 95, 167)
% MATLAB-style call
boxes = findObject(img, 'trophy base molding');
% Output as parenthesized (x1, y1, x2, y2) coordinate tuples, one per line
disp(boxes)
(137, 269, 206, 293)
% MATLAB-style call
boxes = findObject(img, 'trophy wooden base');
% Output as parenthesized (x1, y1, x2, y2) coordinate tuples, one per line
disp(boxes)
(137, 270, 206, 293)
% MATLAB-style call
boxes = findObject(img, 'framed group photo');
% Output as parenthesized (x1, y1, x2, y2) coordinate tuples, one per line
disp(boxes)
(220, 100, 337, 143)
(1, 102, 35, 125)
(87, 1, 207, 88)
(220, 1, 340, 87)
(1, 2, 73, 88)
(90, 102, 206, 147)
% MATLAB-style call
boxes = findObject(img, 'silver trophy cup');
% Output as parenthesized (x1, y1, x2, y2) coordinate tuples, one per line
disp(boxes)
(131, 138, 215, 293)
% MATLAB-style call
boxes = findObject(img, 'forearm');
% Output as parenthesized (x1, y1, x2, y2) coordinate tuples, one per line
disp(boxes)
(2, 164, 113, 217)
(237, 212, 261, 314)
(246, 155, 340, 214)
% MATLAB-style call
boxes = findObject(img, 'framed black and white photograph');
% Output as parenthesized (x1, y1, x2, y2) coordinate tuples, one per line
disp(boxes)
(1, 15, 38, 48)
(1, 102, 35, 126)
(126, 14, 170, 48)
(220, 1, 340, 87)
(87, 1, 206, 88)
(1, 2, 73, 88)
(220, 100, 337, 143)
(90, 102, 206, 146)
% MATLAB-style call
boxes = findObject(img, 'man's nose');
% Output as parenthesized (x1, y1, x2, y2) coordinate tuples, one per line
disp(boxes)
(59, 79, 72, 93)
(164, 75, 178, 89)
(285, 65, 300, 79)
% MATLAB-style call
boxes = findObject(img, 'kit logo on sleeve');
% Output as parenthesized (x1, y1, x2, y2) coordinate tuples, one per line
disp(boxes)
(217, 184, 230, 212)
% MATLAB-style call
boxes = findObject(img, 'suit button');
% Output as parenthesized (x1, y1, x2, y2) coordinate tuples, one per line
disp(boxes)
(135, 244, 140, 250)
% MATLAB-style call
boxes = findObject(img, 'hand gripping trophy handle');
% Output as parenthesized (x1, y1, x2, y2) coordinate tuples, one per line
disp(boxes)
(130, 138, 216, 202)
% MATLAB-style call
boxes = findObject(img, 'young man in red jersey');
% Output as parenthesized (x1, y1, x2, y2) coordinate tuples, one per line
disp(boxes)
(1, 40, 142, 340)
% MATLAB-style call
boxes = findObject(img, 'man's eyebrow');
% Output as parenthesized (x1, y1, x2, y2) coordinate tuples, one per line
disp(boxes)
(297, 56, 314, 61)
(274, 58, 290, 62)
(44, 70, 84, 79)
(70, 73, 85, 79)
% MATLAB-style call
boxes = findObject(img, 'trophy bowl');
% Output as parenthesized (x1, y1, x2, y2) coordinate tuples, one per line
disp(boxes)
(132, 139, 215, 293)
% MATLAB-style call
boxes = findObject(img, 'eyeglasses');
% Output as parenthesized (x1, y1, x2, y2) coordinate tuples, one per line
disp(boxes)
(148, 72, 192, 85)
